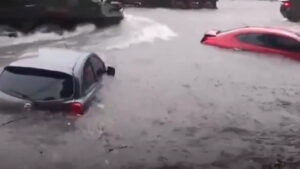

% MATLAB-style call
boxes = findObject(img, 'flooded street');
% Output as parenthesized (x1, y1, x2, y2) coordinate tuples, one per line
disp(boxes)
(1, 0, 300, 168)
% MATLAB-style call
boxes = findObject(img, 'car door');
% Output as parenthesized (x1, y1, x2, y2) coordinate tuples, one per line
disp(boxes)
(81, 58, 99, 106)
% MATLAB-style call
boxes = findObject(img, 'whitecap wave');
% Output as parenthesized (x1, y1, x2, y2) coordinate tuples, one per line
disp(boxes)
(13, 24, 95, 45)
(0, 24, 95, 47)
(104, 14, 177, 50)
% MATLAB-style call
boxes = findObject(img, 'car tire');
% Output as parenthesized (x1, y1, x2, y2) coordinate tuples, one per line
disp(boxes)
(286, 13, 299, 22)
(280, 6, 288, 18)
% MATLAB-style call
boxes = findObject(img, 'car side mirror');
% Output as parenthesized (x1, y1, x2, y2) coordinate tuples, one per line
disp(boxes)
(106, 66, 115, 76)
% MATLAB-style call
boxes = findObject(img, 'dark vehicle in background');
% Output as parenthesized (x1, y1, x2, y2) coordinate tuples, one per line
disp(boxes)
(201, 27, 300, 61)
(280, 0, 300, 22)
(117, 0, 218, 9)
(0, 48, 115, 115)
(0, 0, 124, 33)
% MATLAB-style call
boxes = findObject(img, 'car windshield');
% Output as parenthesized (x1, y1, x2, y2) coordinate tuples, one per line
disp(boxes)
(0, 67, 74, 101)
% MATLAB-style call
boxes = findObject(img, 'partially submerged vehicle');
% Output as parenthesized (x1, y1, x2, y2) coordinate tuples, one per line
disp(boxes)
(116, 0, 218, 9)
(0, 48, 115, 115)
(280, 0, 300, 22)
(201, 27, 300, 61)
(0, 0, 124, 33)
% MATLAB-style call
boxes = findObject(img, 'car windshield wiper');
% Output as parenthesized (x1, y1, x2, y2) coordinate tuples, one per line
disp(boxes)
(1, 89, 33, 101)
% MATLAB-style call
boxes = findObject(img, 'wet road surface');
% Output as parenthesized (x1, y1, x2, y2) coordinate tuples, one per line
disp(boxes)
(1, 0, 300, 169)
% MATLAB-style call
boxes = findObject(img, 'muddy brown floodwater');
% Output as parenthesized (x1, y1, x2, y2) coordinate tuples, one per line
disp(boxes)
(1, 0, 300, 169)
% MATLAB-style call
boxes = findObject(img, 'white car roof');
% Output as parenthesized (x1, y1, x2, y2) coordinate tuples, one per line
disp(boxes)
(9, 48, 91, 75)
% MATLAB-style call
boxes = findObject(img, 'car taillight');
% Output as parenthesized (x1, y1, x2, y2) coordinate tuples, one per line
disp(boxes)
(70, 102, 84, 115)
(283, 1, 292, 8)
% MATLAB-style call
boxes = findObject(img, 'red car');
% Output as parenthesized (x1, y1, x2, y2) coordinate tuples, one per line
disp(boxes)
(201, 27, 300, 61)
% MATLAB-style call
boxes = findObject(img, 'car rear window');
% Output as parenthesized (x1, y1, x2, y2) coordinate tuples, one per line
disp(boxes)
(0, 67, 74, 101)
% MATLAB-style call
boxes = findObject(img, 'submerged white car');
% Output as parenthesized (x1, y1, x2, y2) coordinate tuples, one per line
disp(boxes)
(0, 48, 115, 115)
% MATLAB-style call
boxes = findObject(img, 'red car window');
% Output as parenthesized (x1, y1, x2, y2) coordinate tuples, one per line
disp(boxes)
(237, 33, 266, 47)
(237, 33, 300, 52)
(270, 35, 300, 52)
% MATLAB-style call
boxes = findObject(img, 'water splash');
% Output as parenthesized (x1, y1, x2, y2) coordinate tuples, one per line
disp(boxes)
(14, 24, 95, 45)
(0, 24, 96, 47)
(104, 14, 177, 50)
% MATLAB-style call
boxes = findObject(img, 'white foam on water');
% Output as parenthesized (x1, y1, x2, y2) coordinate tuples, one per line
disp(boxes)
(0, 14, 177, 50)
(0, 37, 14, 47)
(0, 24, 96, 46)
(12, 32, 62, 45)
(105, 14, 177, 50)
(0, 55, 15, 59)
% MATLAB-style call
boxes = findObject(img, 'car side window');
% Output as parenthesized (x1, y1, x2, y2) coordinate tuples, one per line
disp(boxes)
(238, 33, 300, 52)
(82, 60, 97, 94)
(237, 33, 266, 47)
(266, 35, 300, 52)
(90, 55, 106, 79)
